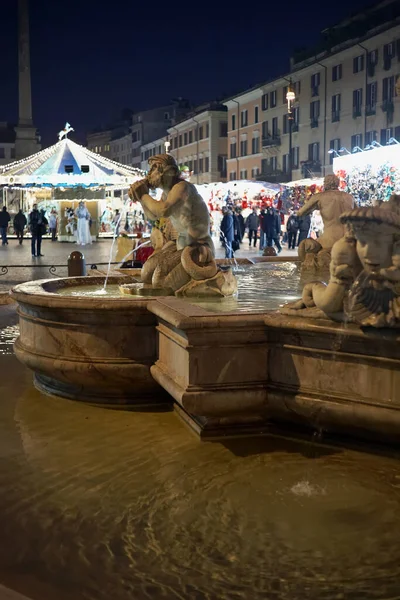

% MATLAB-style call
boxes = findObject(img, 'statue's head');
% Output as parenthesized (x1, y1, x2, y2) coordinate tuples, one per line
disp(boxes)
(147, 154, 180, 189)
(324, 174, 340, 191)
(340, 194, 400, 274)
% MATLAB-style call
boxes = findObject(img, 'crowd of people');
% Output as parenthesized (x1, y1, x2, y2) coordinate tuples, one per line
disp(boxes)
(218, 204, 315, 258)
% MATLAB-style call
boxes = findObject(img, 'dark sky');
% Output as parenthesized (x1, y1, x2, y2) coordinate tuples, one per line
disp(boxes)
(0, 0, 371, 148)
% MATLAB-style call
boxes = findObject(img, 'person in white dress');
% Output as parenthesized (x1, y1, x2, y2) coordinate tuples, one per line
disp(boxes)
(75, 201, 92, 245)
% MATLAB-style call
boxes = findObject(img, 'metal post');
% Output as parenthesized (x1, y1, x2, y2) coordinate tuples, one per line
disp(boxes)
(288, 113, 293, 182)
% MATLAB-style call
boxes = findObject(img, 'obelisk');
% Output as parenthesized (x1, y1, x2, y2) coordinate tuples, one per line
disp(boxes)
(14, 0, 40, 159)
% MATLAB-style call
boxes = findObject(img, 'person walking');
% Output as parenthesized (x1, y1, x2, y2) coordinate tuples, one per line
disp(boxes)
(235, 208, 245, 241)
(245, 207, 259, 248)
(264, 206, 282, 253)
(48, 210, 58, 241)
(259, 208, 267, 250)
(286, 211, 299, 250)
(220, 207, 235, 259)
(29, 204, 47, 257)
(0, 206, 11, 246)
(297, 213, 311, 245)
(13, 209, 27, 245)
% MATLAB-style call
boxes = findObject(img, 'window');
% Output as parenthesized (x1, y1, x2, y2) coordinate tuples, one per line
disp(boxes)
(184, 132, 188, 145)
(199, 158, 203, 173)
(283, 114, 289, 134)
(164, 112, 170, 120)
(189, 130, 193, 144)
(283, 86, 288, 104)
(262, 93, 269, 111)
(380, 128, 393, 145)
(270, 90, 277, 108)
(240, 139, 248, 156)
(353, 55, 364, 74)
(251, 137, 260, 154)
(283, 154, 290, 173)
(365, 130, 377, 146)
(240, 169, 248, 179)
(179, 135, 182, 147)
(206, 123, 210, 138)
(204, 157, 209, 172)
(132, 131, 139, 142)
(194, 128, 198, 142)
(251, 167, 260, 178)
(272, 117, 278, 137)
(193, 159, 198, 174)
(308, 142, 320, 162)
(310, 100, 320, 126)
(383, 42, 395, 70)
(368, 49, 378, 65)
(329, 138, 341, 164)
(254, 106, 259, 123)
(331, 94, 341, 121)
(351, 134, 363, 150)
(230, 171, 236, 181)
(241, 110, 248, 127)
(292, 146, 300, 169)
(10, 148, 15, 159)
(311, 72, 320, 96)
(173, 136, 178, 149)
(353, 89, 363, 117)
(262, 121, 269, 139)
(199, 126, 204, 140)
(220, 122, 228, 137)
(218, 155, 227, 177)
(293, 106, 300, 129)
(0, 148, 5, 159)
(383, 76, 395, 103)
(269, 156, 277, 171)
(231, 114, 236, 131)
(366, 82, 377, 114)
(332, 64, 342, 81)
(230, 142, 237, 159)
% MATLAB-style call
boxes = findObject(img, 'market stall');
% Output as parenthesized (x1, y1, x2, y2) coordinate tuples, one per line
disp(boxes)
(0, 138, 144, 241)
(333, 144, 400, 206)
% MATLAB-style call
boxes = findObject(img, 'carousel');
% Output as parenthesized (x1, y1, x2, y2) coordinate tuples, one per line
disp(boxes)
(0, 131, 145, 241)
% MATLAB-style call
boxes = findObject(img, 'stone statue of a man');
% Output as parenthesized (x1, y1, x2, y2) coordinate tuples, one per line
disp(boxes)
(129, 154, 214, 254)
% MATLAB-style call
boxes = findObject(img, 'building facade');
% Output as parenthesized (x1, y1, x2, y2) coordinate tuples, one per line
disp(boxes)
(225, 1, 400, 182)
(86, 129, 112, 158)
(163, 103, 228, 184)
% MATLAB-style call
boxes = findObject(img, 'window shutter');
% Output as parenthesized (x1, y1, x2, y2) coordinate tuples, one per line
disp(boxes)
(380, 129, 386, 145)
(395, 126, 400, 140)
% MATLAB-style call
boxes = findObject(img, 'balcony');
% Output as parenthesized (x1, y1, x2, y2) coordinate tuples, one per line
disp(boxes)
(331, 111, 340, 123)
(301, 160, 321, 177)
(262, 135, 281, 147)
(256, 169, 290, 183)
(310, 118, 319, 128)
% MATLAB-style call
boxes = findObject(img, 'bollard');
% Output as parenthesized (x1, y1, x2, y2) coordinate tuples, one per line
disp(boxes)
(67, 251, 86, 277)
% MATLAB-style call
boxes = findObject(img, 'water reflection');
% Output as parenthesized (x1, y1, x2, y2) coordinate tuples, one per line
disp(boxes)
(0, 314, 399, 600)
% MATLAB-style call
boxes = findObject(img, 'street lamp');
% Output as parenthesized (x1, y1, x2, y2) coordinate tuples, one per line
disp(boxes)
(286, 83, 296, 182)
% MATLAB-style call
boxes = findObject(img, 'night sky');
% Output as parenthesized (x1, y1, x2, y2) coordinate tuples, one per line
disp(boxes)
(0, 0, 371, 148)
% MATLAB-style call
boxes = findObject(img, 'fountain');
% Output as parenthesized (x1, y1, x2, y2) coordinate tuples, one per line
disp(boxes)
(9, 159, 400, 446)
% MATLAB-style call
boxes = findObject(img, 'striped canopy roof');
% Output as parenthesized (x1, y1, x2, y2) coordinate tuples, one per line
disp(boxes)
(0, 138, 144, 188)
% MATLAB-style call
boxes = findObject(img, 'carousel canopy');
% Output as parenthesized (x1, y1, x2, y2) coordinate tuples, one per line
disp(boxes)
(0, 138, 144, 188)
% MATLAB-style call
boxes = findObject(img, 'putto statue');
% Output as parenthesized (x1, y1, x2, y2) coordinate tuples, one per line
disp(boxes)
(127, 154, 237, 297)
(281, 193, 400, 328)
(297, 174, 354, 272)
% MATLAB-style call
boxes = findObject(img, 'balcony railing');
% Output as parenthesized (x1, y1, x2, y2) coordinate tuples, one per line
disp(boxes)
(257, 169, 290, 183)
(301, 160, 322, 177)
(262, 135, 281, 147)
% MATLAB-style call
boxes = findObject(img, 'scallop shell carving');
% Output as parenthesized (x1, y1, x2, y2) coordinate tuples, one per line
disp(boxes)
(346, 272, 400, 327)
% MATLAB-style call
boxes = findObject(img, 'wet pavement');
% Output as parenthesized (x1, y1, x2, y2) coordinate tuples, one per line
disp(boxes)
(0, 304, 400, 599)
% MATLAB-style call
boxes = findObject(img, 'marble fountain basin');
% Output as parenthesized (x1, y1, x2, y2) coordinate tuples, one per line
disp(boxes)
(10, 263, 400, 446)
(11, 275, 167, 406)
